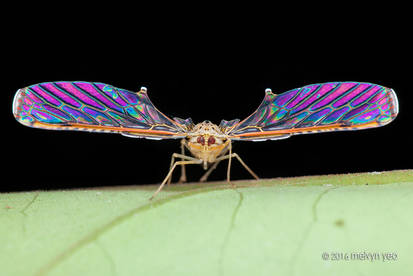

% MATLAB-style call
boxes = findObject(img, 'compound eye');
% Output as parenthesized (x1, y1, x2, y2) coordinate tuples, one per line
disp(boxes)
(208, 136, 216, 146)
(197, 136, 205, 145)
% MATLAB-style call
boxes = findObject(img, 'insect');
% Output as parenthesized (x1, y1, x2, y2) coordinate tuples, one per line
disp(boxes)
(13, 81, 399, 199)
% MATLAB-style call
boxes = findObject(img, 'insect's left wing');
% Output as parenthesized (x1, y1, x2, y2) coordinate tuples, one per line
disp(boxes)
(13, 81, 192, 139)
(223, 82, 398, 141)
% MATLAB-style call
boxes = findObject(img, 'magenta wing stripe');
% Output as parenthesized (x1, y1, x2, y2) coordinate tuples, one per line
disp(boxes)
(342, 103, 370, 120)
(286, 84, 320, 109)
(292, 83, 340, 114)
(94, 83, 129, 107)
(73, 82, 123, 112)
(351, 85, 382, 107)
(55, 82, 106, 111)
(310, 82, 353, 111)
(320, 106, 350, 125)
(25, 89, 44, 104)
(40, 83, 82, 108)
(368, 88, 386, 104)
(29, 85, 61, 106)
(331, 83, 370, 108)
(273, 88, 299, 106)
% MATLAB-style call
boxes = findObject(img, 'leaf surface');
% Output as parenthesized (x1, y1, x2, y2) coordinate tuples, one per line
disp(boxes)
(1, 170, 412, 276)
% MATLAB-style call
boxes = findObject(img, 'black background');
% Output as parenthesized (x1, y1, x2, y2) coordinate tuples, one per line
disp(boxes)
(3, 5, 412, 191)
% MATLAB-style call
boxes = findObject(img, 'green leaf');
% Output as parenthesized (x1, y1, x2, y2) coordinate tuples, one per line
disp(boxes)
(1, 170, 412, 276)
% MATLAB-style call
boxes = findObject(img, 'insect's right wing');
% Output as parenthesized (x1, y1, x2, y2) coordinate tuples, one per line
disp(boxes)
(13, 81, 192, 139)
(222, 82, 398, 141)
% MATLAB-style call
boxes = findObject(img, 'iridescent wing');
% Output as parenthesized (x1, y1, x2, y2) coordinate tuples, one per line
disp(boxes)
(223, 82, 399, 141)
(13, 81, 192, 139)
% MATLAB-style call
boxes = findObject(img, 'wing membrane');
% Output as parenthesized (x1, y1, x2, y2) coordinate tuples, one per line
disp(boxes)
(226, 82, 398, 141)
(13, 81, 189, 139)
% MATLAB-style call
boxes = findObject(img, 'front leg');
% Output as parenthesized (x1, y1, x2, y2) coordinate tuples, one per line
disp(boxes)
(208, 145, 259, 187)
(167, 139, 191, 186)
(199, 160, 221, 182)
(166, 152, 199, 186)
(151, 159, 202, 200)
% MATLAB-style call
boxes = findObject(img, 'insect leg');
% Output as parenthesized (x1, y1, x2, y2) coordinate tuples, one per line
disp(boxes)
(230, 153, 259, 180)
(179, 139, 187, 183)
(167, 152, 199, 186)
(199, 160, 221, 182)
(227, 141, 233, 186)
(202, 149, 259, 185)
(150, 159, 202, 200)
